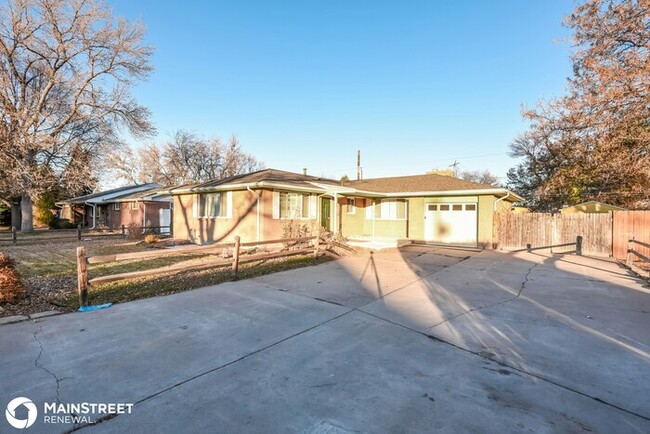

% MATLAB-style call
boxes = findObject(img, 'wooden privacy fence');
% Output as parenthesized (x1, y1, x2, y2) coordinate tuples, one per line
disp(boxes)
(496, 212, 613, 256)
(613, 211, 650, 261)
(76, 235, 325, 308)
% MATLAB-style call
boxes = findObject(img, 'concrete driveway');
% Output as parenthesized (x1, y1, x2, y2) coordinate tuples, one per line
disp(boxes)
(1, 246, 649, 433)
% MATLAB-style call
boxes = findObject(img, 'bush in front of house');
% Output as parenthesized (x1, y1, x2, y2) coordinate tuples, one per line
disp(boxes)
(144, 234, 159, 244)
(0, 253, 26, 303)
(50, 218, 77, 229)
(126, 223, 142, 240)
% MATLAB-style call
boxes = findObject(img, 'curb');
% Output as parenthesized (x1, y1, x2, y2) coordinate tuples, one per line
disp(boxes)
(0, 310, 61, 326)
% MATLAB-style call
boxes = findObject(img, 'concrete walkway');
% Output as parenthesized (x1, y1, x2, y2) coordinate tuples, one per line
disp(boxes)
(1, 247, 649, 433)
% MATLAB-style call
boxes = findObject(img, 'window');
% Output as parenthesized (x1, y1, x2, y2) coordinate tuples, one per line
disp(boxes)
(278, 192, 312, 219)
(465, 204, 476, 211)
(439, 204, 450, 211)
(346, 198, 356, 214)
(198, 193, 227, 218)
(375, 199, 407, 220)
(114, 203, 121, 211)
(130, 201, 139, 210)
(428, 204, 438, 211)
(452, 204, 463, 211)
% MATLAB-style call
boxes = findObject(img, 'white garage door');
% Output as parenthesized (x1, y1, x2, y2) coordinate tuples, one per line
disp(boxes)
(424, 203, 477, 246)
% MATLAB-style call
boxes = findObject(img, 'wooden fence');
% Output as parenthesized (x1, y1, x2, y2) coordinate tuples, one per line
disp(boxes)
(0, 224, 171, 245)
(613, 211, 650, 261)
(76, 235, 327, 308)
(496, 212, 613, 256)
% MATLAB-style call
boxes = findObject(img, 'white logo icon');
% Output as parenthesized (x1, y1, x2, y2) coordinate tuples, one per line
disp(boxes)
(5, 397, 37, 429)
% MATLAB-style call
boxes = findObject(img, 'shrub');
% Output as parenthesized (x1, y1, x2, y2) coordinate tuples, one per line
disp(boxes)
(0, 202, 10, 227)
(50, 218, 77, 229)
(144, 234, 159, 244)
(126, 223, 142, 240)
(35, 191, 60, 228)
(0, 253, 26, 303)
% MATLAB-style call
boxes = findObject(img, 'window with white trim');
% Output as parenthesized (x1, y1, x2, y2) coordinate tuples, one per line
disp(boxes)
(377, 199, 407, 220)
(130, 201, 139, 210)
(346, 198, 356, 214)
(114, 203, 121, 211)
(278, 192, 312, 219)
(198, 193, 227, 218)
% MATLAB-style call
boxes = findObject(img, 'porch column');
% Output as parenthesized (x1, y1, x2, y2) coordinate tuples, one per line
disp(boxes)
(333, 193, 338, 234)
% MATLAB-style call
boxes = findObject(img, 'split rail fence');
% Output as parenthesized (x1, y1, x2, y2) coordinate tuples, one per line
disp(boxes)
(0, 224, 172, 245)
(75, 235, 340, 308)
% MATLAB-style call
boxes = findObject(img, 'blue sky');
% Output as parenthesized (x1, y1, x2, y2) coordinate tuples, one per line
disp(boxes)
(110, 0, 574, 182)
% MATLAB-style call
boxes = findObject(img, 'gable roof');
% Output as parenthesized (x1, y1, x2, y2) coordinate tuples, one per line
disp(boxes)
(168, 168, 522, 200)
(343, 173, 500, 194)
(58, 183, 164, 205)
(560, 201, 627, 213)
(170, 169, 341, 194)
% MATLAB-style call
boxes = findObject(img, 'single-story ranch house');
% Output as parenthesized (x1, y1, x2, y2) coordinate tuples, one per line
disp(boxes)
(168, 169, 522, 248)
(57, 183, 172, 231)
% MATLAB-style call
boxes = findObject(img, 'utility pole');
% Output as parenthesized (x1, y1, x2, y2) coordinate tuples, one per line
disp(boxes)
(357, 149, 363, 180)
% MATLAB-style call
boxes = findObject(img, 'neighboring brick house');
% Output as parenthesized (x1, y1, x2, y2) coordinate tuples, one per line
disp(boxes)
(57, 183, 173, 232)
(168, 169, 522, 248)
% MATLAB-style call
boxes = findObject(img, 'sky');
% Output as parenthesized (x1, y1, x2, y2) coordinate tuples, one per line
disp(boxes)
(109, 0, 575, 183)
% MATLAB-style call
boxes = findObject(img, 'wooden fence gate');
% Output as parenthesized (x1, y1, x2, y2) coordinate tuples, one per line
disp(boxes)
(496, 212, 613, 256)
(612, 211, 650, 261)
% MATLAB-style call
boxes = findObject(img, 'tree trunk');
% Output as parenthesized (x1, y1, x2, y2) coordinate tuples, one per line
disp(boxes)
(11, 198, 21, 230)
(21, 194, 34, 232)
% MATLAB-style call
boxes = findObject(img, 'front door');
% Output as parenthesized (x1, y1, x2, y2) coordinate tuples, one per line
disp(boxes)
(321, 198, 332, 231)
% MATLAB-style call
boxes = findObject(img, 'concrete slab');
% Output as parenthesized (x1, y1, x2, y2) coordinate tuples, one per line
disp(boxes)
(0, 314, 28, 325)
(87, 311, 649, 434)
(253, 250, 473, 308)
(362, 250, 650, 419)
(0, 282, 348, 433)
(1, 247, 648, 433)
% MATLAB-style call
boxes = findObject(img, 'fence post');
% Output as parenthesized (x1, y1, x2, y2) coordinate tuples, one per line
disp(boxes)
(232, 236, 241, 275)
(11, 226, 16, 245)
(77, 246, 88, 308)
(576, 235, 583, 256)
(77, 224, 82, 241)
(314, 230, 320, 258)
(627, 237, 633, 264)
(526, 243, 531, 253)
(121, 224, 125, 236)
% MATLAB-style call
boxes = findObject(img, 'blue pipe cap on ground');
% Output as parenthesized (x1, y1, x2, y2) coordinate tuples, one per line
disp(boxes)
(78, 303, 113, 312)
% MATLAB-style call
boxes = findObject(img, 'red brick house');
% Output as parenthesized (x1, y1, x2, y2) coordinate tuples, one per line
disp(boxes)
(57, 183, 173, 232)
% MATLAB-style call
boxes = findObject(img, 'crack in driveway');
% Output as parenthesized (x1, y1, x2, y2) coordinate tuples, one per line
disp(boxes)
(33, 323, 63, 404)
(426, 260, 540, 332)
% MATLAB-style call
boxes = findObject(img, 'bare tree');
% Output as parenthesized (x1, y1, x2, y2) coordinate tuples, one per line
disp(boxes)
(0, 0, 154, 231)
(459, 170, 500, 186)
(109, 131, 264, 186)
(508, 0, 650, 210)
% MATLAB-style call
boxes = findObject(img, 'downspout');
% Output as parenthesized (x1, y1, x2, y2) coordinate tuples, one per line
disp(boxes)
(142, 202, 146, 232)
(246, 185, 261, 241)
(85, 201, 97, 229)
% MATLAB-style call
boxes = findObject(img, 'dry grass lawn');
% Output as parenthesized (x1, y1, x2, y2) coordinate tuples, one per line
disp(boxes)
(0, 230, 332, 317)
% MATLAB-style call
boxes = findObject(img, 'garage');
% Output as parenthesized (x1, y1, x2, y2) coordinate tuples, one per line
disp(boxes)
(424, 202, 478, 246)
